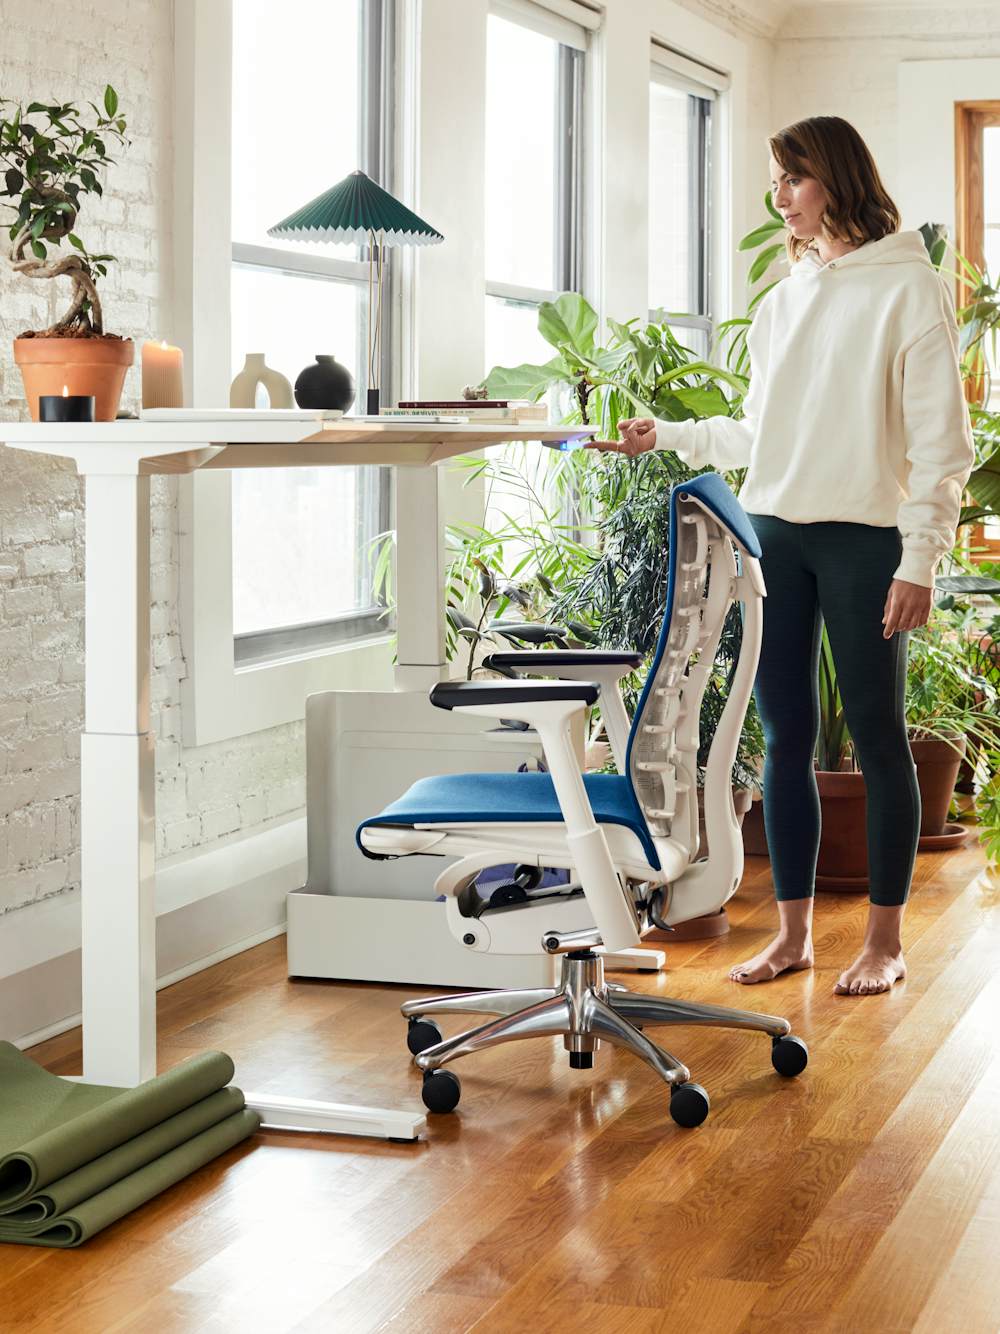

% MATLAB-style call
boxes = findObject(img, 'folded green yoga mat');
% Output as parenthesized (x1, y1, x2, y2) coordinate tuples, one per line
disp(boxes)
(0, 1042, 260, 1247)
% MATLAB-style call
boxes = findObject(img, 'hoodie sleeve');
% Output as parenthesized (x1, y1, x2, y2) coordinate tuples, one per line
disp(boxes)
(892, 294, 976, 588)
(652, 302, 769, 471)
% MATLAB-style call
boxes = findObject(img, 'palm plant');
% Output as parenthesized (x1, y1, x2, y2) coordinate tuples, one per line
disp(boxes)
(477, 290, 766, 791)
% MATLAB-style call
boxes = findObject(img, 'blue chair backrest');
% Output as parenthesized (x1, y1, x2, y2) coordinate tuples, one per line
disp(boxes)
(622, 472, 762, 845)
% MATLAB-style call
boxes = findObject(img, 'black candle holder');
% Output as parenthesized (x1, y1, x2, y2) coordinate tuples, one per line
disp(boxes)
(40, 394, 95, 423)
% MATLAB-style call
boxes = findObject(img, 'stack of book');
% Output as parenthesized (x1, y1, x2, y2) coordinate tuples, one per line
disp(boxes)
(380, 399, 550, 424)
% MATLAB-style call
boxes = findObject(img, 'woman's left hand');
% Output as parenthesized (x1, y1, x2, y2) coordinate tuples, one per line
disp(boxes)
(882, 579, 933, 638)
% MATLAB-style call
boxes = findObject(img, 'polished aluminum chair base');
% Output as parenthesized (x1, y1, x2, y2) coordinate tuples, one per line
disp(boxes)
(403, 950, 799, 1127)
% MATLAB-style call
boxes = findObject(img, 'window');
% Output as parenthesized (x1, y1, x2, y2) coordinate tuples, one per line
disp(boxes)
(230, 0, 393, 663)
(483, 0, 587, 543)
(648, 51, 715, 360)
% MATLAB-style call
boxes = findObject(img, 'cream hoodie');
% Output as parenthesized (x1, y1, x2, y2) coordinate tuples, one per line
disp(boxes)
(653, 229, 977, 588)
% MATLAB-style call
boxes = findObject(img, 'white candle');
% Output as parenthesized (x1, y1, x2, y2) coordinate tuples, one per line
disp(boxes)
(142, 339, 184, 408)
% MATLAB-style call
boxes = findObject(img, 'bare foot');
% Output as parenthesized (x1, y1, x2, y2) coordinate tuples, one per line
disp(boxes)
(834, 950, 906, 996)
(729, 936, 814, 985)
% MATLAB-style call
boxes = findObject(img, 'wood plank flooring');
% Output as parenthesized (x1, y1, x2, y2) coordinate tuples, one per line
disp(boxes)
(1, 831, 997, 1333)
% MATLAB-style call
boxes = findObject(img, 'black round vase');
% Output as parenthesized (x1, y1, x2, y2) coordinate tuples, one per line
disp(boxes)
(293, 355, 355, 411)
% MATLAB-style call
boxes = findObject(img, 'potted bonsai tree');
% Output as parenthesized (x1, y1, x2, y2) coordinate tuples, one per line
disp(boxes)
(1, 87, 131, 420)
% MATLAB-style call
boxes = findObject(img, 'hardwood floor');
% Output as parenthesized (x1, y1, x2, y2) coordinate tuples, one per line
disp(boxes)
(2, 834, 997, 1333)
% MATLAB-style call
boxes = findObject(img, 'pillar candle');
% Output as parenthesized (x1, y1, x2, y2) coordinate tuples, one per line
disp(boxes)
(141, 340, 184, 409)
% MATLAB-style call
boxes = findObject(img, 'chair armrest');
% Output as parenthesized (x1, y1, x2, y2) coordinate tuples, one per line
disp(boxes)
(480, 651, 637, 774)
(483, 650, 642, 672)
(430, 680, 600, 711)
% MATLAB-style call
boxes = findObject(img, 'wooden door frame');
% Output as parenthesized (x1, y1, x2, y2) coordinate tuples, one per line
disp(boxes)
(955, 100, 1000, 561)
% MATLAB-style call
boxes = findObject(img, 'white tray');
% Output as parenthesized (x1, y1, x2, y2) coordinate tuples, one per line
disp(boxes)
(139, 408, 345, 421)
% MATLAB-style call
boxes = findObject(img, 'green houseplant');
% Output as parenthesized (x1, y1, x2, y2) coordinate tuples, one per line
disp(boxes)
(1, 86, 132, 419)
(481, 291, 764, 790)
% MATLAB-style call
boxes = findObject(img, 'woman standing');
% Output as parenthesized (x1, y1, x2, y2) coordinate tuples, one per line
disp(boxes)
(588, 116, 976, 996)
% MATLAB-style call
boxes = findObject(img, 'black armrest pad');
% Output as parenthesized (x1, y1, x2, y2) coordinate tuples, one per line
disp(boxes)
(430, 679, 600, 711)
(482, 650, 642, 670)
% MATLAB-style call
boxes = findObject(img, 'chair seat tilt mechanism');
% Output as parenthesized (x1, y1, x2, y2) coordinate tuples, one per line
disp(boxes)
(357, 473, 807, 1128)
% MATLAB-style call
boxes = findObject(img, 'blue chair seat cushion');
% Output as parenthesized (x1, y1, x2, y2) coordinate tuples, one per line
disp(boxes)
(356, 771, 659, 869)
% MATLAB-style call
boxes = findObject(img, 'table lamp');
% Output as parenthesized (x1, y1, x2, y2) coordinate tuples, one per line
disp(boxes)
(267, 169, 444, 414)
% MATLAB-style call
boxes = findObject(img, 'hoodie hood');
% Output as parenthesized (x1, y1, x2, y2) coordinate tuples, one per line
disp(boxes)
(791, 228, 932, 277)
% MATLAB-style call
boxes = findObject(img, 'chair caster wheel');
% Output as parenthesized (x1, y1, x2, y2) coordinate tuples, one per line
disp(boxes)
(669, 1082, 710, 1128)
(771, 1035, 809, 1077)
(406, 1018, 442, 1056)
(421, 1069, 461, 1113)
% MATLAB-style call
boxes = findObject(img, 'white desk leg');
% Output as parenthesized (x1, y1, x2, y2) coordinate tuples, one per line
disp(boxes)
(394, 466, 446, 691)
(78, 470, 427, 1136)
(243, 1093, 425, 1141)
(81, 472, 157, 1086)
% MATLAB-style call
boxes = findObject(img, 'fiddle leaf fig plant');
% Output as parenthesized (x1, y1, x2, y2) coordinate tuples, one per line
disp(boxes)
(483, 290, 745, 431)
(0, 86, 128, 336)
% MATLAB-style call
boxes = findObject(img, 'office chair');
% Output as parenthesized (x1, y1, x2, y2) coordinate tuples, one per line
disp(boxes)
(357, 472, 807, 1127)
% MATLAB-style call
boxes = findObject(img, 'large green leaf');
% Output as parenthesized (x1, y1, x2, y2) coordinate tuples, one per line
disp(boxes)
(588, 344, 634, 374)
(655, 360, 746, 393)
(483, 356, 571, 401)
(738, 219, 784, 251)
(606, 318, 639, 344)
(747, 241, 785, 285)
(537, 293, 599, 357)
(672, 383, 735, 417)
(630, 338, 658, 383)
(764, 189, 783, 223)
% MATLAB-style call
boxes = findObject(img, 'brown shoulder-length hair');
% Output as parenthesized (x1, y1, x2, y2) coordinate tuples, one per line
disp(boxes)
(769, 117, 901, 264)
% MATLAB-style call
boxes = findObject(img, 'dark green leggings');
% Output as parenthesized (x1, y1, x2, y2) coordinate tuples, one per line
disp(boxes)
(742, 513, 921, 908)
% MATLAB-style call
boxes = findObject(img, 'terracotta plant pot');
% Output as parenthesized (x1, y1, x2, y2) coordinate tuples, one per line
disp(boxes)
(741, 795, 768, 857)
(14, 336, 134, 422)
(746, 737, 968, 894)
(814, 768, 869, 891)
(908, 732, 967, 837)
(744, 761, 869, 888)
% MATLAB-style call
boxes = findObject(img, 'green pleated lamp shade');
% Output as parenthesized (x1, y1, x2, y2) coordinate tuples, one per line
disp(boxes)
(267, 169, 444, 247)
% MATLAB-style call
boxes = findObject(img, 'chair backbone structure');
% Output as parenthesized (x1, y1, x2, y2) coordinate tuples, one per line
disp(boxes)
(358, 472, 807, 1128)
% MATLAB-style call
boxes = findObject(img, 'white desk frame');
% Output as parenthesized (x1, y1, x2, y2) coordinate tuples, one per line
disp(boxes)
(2, 417, 594, 1140)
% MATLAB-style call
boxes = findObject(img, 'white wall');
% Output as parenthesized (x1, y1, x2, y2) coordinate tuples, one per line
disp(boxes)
(0, 0, 776, 934)
(771, 3, 1000, 226)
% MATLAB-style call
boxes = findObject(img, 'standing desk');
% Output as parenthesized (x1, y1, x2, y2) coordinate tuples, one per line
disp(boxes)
(2, 417, 594, 1140)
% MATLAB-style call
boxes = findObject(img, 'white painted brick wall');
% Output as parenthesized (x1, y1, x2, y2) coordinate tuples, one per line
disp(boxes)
(0, 0, 306, 916)
(772, 5, 1000, 200)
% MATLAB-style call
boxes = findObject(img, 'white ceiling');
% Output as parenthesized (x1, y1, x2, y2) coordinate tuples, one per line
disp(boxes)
(737, 0, 989, 37)
(754, 0, 985, 21)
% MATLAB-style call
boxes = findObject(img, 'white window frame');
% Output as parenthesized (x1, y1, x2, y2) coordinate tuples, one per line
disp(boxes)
(482, 0, 590, 547)
(648, 40, 726, 355)
(172, 0, 404, 746)
(485, 0, 589, 322)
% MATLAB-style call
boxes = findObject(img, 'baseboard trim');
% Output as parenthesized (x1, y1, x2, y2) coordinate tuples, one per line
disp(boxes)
(1, 817, 306, 1050)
